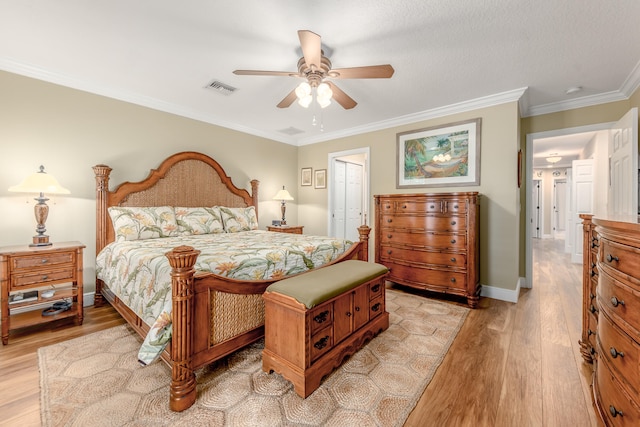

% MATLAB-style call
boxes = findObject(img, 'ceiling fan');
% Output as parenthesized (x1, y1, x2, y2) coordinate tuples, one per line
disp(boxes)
(233, 30, 394, 110)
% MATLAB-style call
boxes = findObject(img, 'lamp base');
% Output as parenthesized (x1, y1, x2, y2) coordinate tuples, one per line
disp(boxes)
(30, 235, 52, 247)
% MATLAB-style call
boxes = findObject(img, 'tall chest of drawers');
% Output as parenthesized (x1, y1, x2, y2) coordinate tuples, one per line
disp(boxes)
(579, 214, 599, 363)
(592, 217, 640, 426)
(374, 192, 480, 308)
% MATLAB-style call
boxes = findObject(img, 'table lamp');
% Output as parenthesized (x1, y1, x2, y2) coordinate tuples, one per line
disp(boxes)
(9, 165, 70, 246)
(272, 186, 294, 225)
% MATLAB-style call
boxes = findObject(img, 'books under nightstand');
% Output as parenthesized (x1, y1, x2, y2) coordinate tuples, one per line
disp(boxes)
(0, 241, 85, 344)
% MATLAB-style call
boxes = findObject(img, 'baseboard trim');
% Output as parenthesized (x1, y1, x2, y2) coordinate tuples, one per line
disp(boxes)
(83, 291, 95, 307)
(480, 280, 521, 303)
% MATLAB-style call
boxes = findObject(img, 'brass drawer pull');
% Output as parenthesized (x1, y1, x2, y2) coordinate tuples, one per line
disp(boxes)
(387, 250, 392, 254)
(588, 329, 595, 336)
(606, 254, 619, 263)
(450, 277, 456, 283)
(590, 305, 597, 314)
(313, 336, 329, 350)
(313, 310, 330, 324)
(387, 234, 392, 239)
(42, 275, 48, 280)
(610, 347, 625, 358)
(346, 311, 352, 317)
(451, 220, 457, 225)
(610, 296, 625, 307)
(450, 239, 456, 244)
(41, 259, 48, 264)
(387, 219, 392, 223)
(450, 257, 456, 262)
(371, 284, 380, 293)
(371, 303, 381, 312)
(402, 205, 407, 209)
(609, 405, 623, 418)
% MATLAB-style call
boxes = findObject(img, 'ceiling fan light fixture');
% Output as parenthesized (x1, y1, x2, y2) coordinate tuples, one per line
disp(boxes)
(546, 155, 562, 164)
(317, 96, 331, 109)
(298, 94, 312, 108)
(295, 82, 311, 99)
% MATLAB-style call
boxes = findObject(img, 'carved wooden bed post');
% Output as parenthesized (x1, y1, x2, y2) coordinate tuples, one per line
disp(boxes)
(93, 164, 112, 307)
(358, 225, 370, 261)
(166, 245, 200, 412)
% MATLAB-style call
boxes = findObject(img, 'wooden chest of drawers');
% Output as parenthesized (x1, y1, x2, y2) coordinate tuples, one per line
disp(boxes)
(592, 217, 640, 426)
(374, 192, 480, 308)
(580, 214, 599, 363)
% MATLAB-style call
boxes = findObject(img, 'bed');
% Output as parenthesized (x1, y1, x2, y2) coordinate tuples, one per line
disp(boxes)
(93, 151, 370, 411)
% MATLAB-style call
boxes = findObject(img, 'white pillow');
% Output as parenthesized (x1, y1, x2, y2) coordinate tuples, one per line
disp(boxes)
(108, 206, 178, 241)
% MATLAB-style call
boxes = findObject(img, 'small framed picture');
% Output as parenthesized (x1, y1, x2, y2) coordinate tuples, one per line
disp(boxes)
(314, 169, 326, 189)
(301, 167, 312, 186)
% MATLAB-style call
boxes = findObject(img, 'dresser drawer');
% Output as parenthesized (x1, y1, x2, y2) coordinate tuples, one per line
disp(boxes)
(11, 267, 75, 289)
(385, 262, 467, 290)
(369, 280, 384, 301)
(380, 215, 466, 231)
(11, 251, 74, 271)
(595, 356, 640, 427)
(379, 245, 466, 268)
(598, 269, 640, 337)
(309, 304, 333, 336)
(597, 311, 639, 394)
(369, 295, 384, 319)
(380, 230, 466, 250)
(600, 238, 640, 283)
(310, 326, 333, 362)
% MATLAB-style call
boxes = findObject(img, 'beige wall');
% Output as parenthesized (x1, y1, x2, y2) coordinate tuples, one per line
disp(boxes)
(0, 71, 297, 293)
(299, 102, 522, 292)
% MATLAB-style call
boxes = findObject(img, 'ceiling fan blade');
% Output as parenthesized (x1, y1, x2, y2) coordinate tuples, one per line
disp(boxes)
(233, 70, 298, 77)
(276, 89, 297, 108)
(298, 30, 322, 70)
(329, 64, 395, 79)
(327, 82, 357, 109)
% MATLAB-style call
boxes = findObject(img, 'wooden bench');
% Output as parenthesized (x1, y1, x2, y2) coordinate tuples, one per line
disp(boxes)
(262, 260, 390, 398)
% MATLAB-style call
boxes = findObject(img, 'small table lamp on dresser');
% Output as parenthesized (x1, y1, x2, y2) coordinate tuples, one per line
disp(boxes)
(8, 165, 70, 247)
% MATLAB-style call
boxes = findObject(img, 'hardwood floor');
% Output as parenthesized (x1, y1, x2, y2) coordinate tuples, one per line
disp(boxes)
(405, 237, 599, 426)
(0, 238, 599, 426)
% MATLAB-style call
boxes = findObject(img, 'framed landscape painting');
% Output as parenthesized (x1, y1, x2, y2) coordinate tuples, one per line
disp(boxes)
(397, 118, 481, 188)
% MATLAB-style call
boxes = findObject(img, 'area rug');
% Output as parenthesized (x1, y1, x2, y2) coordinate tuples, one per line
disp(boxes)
(39, 289, 469, 427)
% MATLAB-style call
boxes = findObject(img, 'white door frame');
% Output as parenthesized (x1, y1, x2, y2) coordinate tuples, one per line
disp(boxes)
(525, 122, 612, 288)
(327, 147, 370, 235)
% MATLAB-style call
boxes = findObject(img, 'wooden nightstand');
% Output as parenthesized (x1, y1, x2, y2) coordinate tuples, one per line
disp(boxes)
(267, 225, 304, 234)
(0, 241, 85, 344)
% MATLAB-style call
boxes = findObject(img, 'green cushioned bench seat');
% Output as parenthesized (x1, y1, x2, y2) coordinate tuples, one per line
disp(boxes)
(265, 260, 388, 309)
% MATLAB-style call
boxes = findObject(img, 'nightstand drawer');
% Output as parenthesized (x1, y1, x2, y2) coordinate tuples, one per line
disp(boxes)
(11, 267, 75, 288)
(11, 252, 74, 270)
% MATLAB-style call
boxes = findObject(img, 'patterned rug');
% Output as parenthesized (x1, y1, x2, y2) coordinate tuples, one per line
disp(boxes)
(38, 289, 469, 427)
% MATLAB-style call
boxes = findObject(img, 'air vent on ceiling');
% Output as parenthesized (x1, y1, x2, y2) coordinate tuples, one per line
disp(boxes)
(205, 80, 237, 96)
(278, 127, 305, 136)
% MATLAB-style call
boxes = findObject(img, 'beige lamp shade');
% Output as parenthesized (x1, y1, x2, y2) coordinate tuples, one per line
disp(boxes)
(9, 165, 70, 195)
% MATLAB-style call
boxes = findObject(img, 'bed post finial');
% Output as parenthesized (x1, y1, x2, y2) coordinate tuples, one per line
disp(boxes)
(93, 164, 112, 307)
(358, 225, 371, 261)
(166, 245, 200, 412)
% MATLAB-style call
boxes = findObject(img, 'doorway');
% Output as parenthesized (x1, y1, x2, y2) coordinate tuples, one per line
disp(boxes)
(327, 147, 370, 241)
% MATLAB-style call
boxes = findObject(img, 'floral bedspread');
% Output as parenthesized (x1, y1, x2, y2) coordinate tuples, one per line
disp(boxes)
(95, 230, 354, 364)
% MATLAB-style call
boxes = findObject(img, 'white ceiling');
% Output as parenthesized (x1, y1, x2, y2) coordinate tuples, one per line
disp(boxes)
(1, 0, 640, 151)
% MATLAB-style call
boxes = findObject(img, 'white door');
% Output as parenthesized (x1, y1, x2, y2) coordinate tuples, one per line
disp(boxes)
(344, 162, 363, 241)
(608, 107, 638, 215)
(565, 168, 573, 253)
(332, 161, 347, 238)
(532, 179, 542, 239)
(331, 160, 364, 241)
(553, 178, 567, 239)
(571, 160, 594, 263)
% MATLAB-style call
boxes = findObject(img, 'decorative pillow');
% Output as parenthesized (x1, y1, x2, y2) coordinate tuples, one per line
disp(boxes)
(174, 207, 224, 235)
(108, 206, 178, 241)
(219, 206, 259, 232)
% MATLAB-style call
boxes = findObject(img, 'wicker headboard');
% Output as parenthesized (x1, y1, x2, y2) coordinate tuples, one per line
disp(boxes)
(93, 151, 259, 254)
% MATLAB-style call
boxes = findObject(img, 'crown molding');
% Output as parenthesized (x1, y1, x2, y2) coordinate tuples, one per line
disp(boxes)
(297, 87, 529, 146)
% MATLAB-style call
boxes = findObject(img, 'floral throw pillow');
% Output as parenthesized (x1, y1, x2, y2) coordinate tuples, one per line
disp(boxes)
(108, 206, 178, 241)
(175, 207, 224, 235)
(219, 206, 259, 232)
